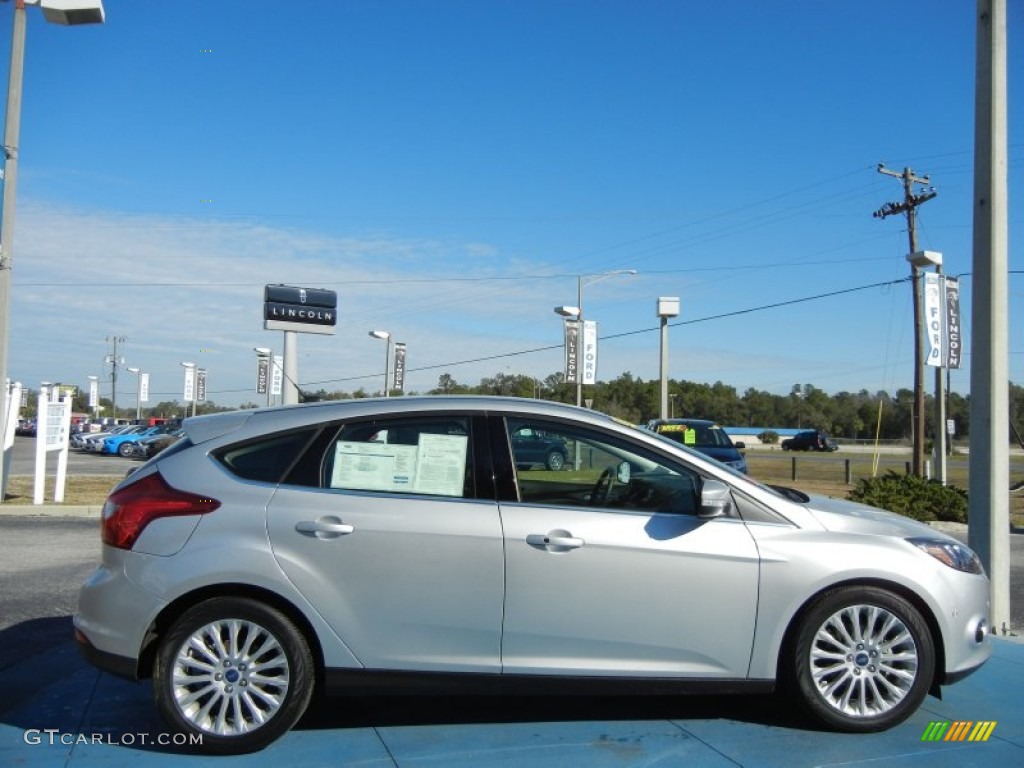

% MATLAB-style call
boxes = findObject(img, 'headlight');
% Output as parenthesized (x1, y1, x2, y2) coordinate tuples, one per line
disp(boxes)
(907, 537, 985, 575)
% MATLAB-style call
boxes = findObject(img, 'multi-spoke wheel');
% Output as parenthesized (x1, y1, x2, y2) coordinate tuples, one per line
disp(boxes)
(153, 597, 314, 754)
(790, 586, 935, 732)
(546, 451, 566, 471)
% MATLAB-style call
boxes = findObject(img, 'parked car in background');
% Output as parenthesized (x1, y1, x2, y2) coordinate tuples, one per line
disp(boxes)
(132, 429, 185, 460)
(102, 426, 176, 457)
(15, 419, 36, 436)
(76, 424, 144, 452)
(76, 396, 990, 753)
(782, 430, 838, 452)
(644, 418, 747, 474)
(511, 425, 568, 470)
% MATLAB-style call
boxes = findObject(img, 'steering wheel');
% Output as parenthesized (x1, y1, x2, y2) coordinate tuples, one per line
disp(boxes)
(590, 466, 616, 506)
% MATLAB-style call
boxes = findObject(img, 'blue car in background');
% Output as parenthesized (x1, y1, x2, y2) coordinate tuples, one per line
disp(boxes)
(644, 418, 747, 474)
(102, 426, 174, 457)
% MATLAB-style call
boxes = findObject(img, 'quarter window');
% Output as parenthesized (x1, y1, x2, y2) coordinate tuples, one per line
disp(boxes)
(216, 429, 320, 483)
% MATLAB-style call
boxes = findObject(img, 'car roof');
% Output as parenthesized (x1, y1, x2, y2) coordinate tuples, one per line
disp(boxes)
(180, 396, 621, 447)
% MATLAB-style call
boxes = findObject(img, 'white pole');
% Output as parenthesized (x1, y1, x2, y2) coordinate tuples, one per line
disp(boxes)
(967, 0, 1009, 634)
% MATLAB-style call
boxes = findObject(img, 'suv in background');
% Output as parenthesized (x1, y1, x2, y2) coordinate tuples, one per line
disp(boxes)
(781, 430, 838, 452)
(645, 418, 747, 474)
(511, 426, 568, 470)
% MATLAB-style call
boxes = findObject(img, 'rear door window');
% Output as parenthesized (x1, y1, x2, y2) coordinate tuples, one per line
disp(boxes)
(323, 416, 475, 498)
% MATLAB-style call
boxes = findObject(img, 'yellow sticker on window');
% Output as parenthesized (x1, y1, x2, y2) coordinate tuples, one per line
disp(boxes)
(684, 428, 696, 445)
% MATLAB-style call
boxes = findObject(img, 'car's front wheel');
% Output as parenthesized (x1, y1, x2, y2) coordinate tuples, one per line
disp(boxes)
(118, 442, 134, 457)
(788, 586, 934, 732)
(153, 597, 315, 754)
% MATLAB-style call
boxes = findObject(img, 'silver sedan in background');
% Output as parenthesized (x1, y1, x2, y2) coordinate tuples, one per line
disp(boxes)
(75, 396, 991, 754)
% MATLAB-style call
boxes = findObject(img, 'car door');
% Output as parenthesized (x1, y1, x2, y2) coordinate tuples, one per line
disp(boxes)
(497, 416, 760, 678)
(266, 413, 504, 673)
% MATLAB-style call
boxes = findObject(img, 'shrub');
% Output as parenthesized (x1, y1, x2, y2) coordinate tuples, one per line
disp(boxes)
(847, 472, 968, 523)
(758, 430, 779, 445)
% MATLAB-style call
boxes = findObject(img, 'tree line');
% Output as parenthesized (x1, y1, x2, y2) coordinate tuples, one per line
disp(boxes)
(51, 373, 1024, 445)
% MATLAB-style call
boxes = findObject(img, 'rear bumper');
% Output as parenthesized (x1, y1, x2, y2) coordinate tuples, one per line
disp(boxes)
(74, 626, 139, 681)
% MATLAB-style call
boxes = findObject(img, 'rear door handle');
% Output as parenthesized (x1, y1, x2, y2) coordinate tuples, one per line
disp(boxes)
(295, 517, 354, 539)
(526, 532, 584, 551)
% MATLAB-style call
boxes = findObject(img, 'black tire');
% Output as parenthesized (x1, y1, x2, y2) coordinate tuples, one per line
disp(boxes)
(153, 597, 315, 754)
(787, 586, 934, 732)
(546, 451, 566, 471)
(118, 442, 135, 457)
(781, 442, 791, 451)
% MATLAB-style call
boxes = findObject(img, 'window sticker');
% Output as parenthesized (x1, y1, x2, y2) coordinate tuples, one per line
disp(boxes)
(412, 433, 468, 497)
(331, 441, 418, 491)
(658, 424, 694, 441)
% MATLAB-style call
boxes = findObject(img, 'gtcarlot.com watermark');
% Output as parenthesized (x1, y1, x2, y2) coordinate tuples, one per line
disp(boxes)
(23, 729, 203, 748)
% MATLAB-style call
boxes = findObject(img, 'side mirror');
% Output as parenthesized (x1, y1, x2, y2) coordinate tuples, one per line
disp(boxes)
(734, 441, 746, 450)
(699, 478, 733, 519)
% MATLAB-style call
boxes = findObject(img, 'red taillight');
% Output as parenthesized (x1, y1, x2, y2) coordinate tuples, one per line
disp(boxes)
(101, 472, 220, 550)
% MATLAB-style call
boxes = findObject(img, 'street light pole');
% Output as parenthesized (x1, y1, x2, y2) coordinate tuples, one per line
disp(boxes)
(127, 366, 141, 422)
(560, 270, 638, 408)
(0, 0, 105, 495)
(369, 330, 391, 397)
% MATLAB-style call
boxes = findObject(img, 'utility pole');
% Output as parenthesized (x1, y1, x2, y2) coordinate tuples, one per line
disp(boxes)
(873, 166, 937, 478)
(105, 336, 125, 420)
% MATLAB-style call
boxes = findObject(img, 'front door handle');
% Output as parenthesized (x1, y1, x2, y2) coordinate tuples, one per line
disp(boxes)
(295, 517, 354, 539)
(526, 530, 584, 552)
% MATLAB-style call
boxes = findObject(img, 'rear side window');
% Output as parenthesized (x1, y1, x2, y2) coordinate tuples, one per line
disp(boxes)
(216, 428, 320, 483)
(322, 416, 474, 498)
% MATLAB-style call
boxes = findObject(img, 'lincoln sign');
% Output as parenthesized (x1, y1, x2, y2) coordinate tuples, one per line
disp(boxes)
(264, 285, 338, 335)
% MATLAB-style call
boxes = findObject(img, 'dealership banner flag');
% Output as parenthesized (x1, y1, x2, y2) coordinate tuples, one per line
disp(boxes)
(944, 277, 962, 370)
(256, 357, 269, 395)
(196, 369, 207, 403)
(563, 319, 580, 383)
(271, 356, 284, 396)
(139, 373, 150, 403)
(923, 272, 944, 367)
(582, 320, 598, 385)
(393, 343, 407, 392)
(183, 367, 195, 403)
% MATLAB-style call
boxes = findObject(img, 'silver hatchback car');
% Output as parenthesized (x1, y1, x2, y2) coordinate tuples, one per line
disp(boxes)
(75, 396, 991, 754)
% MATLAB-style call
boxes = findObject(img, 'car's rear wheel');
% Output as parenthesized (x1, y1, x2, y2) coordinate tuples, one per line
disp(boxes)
(153, 597, 315, 754)
(788, 586, 934, 732)
(546, 450, 565, 471)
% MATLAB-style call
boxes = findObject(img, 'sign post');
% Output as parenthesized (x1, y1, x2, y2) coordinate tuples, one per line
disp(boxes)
(33, 387, 72, 504)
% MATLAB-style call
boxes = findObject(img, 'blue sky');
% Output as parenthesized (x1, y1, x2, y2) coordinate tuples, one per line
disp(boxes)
(2, 0, 1020, 409)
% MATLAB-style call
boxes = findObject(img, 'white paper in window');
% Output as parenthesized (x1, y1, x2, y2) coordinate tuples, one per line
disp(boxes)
(412, 433, 468, 497)
(331, 441, 418, 491)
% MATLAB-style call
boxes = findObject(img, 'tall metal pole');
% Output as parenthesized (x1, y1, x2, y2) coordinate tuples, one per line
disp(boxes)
(0, 1, 27, 498)
(575, 276, 583, 407)
(657, 297, 680, 420)
(968, 0, 1009, 635)
(907, 218, 926, 478)
(282, 330, 298, 405)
